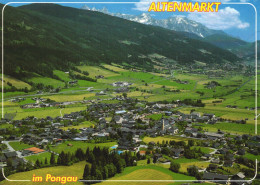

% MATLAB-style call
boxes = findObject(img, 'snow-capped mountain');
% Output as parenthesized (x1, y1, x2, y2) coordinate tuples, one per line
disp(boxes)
(81, 5, 225, 38)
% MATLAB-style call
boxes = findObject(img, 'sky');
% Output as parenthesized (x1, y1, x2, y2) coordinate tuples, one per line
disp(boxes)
(1, 0, 259, 42)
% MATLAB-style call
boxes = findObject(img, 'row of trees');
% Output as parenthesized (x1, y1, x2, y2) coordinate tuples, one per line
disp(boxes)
(82, 147, 136, 183)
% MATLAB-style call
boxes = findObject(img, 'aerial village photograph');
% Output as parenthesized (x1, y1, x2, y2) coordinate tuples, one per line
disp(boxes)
(0, 0, 259, 184)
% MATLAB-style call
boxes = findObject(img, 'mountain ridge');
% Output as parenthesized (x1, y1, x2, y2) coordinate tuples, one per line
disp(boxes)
(81, 5, 226, 38)
(2, 3, 240, 79)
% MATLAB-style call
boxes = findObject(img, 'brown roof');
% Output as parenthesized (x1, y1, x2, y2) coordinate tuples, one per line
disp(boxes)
(24, 147, 45, 154)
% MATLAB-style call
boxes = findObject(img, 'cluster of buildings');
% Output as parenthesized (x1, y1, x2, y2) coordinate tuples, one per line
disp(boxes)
(0, 99, 259, 183)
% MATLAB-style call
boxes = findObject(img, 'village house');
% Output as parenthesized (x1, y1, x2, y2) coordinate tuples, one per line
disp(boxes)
(203, 172, 229, 183)
(112, 81, 132, 87)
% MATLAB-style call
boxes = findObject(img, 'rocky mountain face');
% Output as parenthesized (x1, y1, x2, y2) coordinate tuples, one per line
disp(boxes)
(81, 5, 225, 38)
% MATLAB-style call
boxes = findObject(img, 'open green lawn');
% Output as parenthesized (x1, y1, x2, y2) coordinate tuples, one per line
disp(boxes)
(1, 162, 197, 185)
(25, 152, 58, 164)
(147, 114, 163, 121)
(191, 146, 214, 154)
(244, 153, 260, 161)
(9, 141, 34, 151)
(49, 141, 117, 154)
(196, 122, 257, 135)
(102, 64, 127, 72)
(77, 66, 119, 78)
(18, 98, 36, 105)
(61, 121, 95, 130)
(179, 161, 211, 173)
(171, 158, 200, 164)
(44, 93, 95, 102)
(179, 106, 255, 122)
(143, 136, 192, 144)
(98, 165, 195, 185)
(53, 70, 71, 82)
(14, 106, 86, 120)
(0, 123, 14, 129)
(2, 69, 258, 139)
(27, 76, 64, 88)
(3, 75, 31, 90)
(0, 161, 87, 185)
(98, 165, 196, 185)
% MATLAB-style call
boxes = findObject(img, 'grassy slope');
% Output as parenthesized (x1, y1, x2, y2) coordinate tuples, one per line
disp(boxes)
(0, 161, 86, 185)
(9, 141, 34, 151)
(49, 141, 116, 154)
(27, 76, 64, 88)
(143, 136, 192, 144)
(53, 70, 70, 82)
(14, 106, 86, 120)
(61, 121, 95, 130)
(98, 165, 195, 185)
(44, 93, 95, 102)
(194, 122, 257, 135)
(3, 75, 31, 89)
(25, 152, 58, 164)
(2, 65, 258, 135)
(76, 66, 119, 78)
(1, 162, 198, 185)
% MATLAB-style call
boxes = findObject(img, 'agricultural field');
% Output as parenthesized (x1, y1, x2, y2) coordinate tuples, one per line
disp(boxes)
(25, 152, 58, 164)
(9, 141, 34, 151)
(147, 113, 163, 121)
(143, 136, 192, 144)
(13, 106, 86, 120)
(3, 75, 31, 89)
(26, 76, 64, 88)
(102, 64, 127, 72)
(0, 161, 87, 185)
(171, 158, 200, 164)
(17, 98, 36, 105)
(179, 162, 211, 173)
(179, 106, 256, 124)
(244, 153, 260, 161)
(49, 141, 117, 154)
(194, 122, 257, 135)
(98, 165, 196, 185)
(44, 93, 96, 102)
(1, 162, 198, 185)
(76, 66, 119, 78)
(190, 147, 214, 154)
(61, 121, 95, 130)
(0, 123, 14, 129)
(53, 70, 70, 82)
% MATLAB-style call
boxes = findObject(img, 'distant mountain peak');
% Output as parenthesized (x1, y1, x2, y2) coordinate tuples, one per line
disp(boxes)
(81, 6, 225, 38)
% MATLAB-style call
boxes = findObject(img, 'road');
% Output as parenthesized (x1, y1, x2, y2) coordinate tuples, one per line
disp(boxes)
(2, 140, 17, 152)
(2, 87, 98, 102)
(2, 140, 24, 158)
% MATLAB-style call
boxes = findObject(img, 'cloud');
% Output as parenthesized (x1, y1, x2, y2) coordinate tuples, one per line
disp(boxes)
(187, 7, 249, 30)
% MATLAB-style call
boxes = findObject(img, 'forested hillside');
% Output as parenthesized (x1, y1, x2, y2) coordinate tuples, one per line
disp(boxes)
(1, 3, 240, 79)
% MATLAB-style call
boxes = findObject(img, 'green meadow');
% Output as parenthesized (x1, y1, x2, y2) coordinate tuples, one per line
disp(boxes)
(143, 136, 192, 144)
(2, 63, 259, 136)
(25, 152, 58, 164)
(53, 70, 71, 82)
(27, 76, 64, 88)
(194, 122, 257, 135)
(61, 121, 95, 130)
(98, 165, 196, 185)
(0, 161, 87, 185)
(9, 141, 34, 151)
(49, 141, 117, 154)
